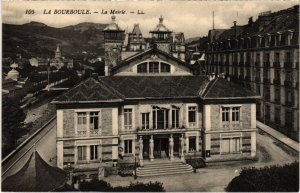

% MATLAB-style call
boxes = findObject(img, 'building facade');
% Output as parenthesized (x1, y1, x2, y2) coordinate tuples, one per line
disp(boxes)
(53, 16, 259, 179)
(204, 5, 299, 141)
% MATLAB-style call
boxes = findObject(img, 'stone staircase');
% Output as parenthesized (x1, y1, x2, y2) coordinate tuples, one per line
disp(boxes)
(136, 160, 193, 177)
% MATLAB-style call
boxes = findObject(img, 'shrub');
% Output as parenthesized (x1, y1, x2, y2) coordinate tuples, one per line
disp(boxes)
(79, 179, 112, 191)
(226, 162, 299, 192)
(79, 180, 165, 192)
(118, 164, 136, 177)
(186, 158, 206, 169)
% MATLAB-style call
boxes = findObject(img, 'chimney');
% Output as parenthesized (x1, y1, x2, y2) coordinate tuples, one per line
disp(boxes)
(104, 65, 109, 76)
(218, 73, 225, 79)
(233, 21, 237, 37)
(248, 17, 253, 25)
(91, 73, 98, 79)
(208, 73, 216, 81)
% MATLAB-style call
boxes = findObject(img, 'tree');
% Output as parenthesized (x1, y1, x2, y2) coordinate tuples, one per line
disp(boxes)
(2, 97, 26, 157)
(226, 162, 299, 192)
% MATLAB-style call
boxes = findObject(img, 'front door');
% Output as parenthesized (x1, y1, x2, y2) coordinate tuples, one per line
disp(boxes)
(154, 138, 169, 159)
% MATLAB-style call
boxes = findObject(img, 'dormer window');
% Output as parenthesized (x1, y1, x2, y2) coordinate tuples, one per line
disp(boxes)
(160, 62, 170, 73)
(149, 62, 159, 73)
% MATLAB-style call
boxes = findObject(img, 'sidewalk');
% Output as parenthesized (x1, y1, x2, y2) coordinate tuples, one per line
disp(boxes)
(257, 121, 299, 152)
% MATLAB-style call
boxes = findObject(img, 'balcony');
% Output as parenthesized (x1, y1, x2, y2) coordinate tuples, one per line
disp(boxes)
(273, 78, 281, 85)
(273, 62, 281, 68)
(284, 62, 292, 69)
(137, 126, 186, 134)
(284, 80, 292, 87)
(255, 61, 260, 67)
(239, 62, 244, 66)
(263, 62, 270, 67)
(285, 101, 294, 107)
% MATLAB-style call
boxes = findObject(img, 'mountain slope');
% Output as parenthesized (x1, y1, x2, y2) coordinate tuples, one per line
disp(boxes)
(3, 22, 108, 59)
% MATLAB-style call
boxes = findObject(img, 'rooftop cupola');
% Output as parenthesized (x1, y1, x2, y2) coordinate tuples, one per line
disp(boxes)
(150, 16, 172, 42)
(103, 15, 125, 42)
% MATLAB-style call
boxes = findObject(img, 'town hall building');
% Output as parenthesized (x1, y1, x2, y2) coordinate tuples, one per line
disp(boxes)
(52, 16, 259, 179)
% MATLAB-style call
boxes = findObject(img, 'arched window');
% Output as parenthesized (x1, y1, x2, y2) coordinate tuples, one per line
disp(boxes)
(137, 62, 147, 73)
(149, 62, 159, 73)
(160, 62, 170, 73)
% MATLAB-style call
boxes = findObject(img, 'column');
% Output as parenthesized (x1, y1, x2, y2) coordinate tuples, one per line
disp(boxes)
(251, 131, 257, 157)
(149, 135, 154, 161)
(180, 134, 185, 161)
(139, 136, 144, 166)
(57, 141, 63, 169)
(169, 134, 174, 160)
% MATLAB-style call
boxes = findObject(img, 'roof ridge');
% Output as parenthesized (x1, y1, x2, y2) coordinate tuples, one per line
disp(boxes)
(52, 77, 95, 102)
(201, 77, 219, 98)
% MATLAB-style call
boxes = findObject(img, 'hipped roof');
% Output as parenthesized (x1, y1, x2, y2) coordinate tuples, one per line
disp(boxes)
(2, 151, 67, 192)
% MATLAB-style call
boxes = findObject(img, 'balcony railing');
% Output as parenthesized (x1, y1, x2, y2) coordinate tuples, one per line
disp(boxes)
(77, 129, 101, 137)
(284, 62, 292, 69)
(273, 62, 281, 68)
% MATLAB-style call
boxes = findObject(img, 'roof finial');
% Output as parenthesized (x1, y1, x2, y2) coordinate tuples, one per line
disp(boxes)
(111, 15, 116, 22)
(159, 16, 163, 24)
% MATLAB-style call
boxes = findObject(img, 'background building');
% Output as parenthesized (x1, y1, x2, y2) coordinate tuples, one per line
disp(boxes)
(204, 5, 299, 141)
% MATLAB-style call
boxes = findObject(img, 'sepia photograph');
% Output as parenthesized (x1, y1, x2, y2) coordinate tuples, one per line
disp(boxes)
(1, 0, 299, 192)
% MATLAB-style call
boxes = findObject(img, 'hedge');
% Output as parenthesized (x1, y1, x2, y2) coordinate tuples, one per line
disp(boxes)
(226, 162, 299, 192)
(79, 179, 165, 192)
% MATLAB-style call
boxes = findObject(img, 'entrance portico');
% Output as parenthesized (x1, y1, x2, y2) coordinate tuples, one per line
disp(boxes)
(138, 133, 186, 165)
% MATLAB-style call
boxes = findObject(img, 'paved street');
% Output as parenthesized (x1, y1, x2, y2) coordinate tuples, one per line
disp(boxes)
(106, 130, 299, 192)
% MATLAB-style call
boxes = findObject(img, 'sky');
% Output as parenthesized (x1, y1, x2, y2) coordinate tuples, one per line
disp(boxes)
(2, 0, 298, 38)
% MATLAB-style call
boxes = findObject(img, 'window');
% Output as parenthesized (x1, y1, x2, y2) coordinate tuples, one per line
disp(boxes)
(160, 62, 170, 73)
(90, 145, 99, 161)
(275, 87, 280, 103)
(256, 53, 260, 62)
(153, 107, 169, 129)
(188, 106, 196, 127)
(264, 69, 270, 80)
(137, 63, 147, 73)
(124, 140, 133, 154)
(264, 53, 269, 62)
(275, 53, 280, 63)
(285, 71, 292, 82)
(256, 84, 260, 95)
(275, 70, 280, 81)
(141, 113, 149, 129)
(285, 111, 293, 127)
(265, 105, 270, 121)
(222, 107, 230, 125)
(221, 138, 240, 154)
(124, 109, 133, 130)
(222, 107, 241, 127)
(172, 108, 179, 128)
(89, 112, 99, 130)
(78, 146, 87, 161)
(285, 52, 291, 63)
(189, 137, 196, 152)
(149, 62, 159, 73)
(275, 108, 281, 124)
(286, 89, 292, 104)
(232, 107, 240, 124)
(256, 102, 261, 117)
(77, 112, 87, 131)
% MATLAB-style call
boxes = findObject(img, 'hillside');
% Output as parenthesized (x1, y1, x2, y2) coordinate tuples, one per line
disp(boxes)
(3, 21, 107, 59)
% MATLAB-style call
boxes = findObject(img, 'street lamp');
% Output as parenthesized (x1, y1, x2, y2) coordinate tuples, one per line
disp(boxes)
(134, 156, 137, 180)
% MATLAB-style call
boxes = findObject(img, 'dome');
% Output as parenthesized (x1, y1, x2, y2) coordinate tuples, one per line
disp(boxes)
(150, 16, 171, 33)
(103, 15, 124, 31)
(10, 63, 18, 69)
(6, 69, 19, 81)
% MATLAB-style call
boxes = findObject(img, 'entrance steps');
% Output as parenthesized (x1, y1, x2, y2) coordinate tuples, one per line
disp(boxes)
(136, 160, 193, 177)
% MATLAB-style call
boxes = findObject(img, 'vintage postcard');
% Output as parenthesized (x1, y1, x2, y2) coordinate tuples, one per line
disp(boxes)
(1, 0, 299, 192)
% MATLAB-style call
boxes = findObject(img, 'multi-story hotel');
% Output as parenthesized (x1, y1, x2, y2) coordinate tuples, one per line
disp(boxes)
(53, 16, 259, 179)
(204, 5, 299, 141)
